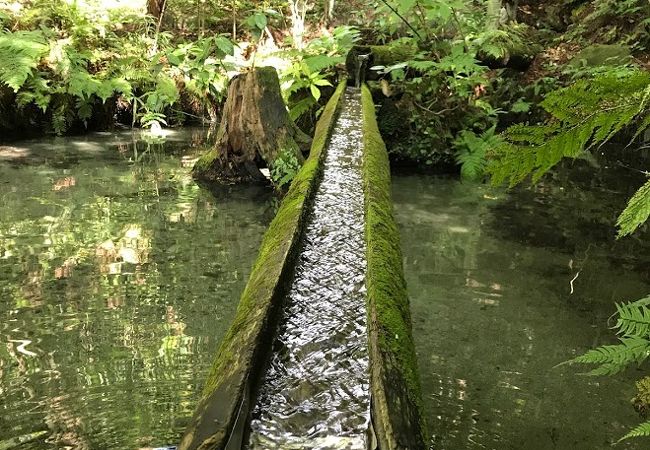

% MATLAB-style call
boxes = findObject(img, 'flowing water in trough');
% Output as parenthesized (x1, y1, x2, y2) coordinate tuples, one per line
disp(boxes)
(247, 90, 371, 449)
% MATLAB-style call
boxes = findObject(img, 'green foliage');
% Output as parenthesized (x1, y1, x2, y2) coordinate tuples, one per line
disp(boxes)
(367, 0, 529, 167)
(614, 297, 650, 337)
(564, 295, 650, 440)
(453, 126, 501, 181)
(270, 148, 301, 189)
(564, 296, 650, 376)
(0, 30, 48, 92)
(470, 24, 529, 62)
(571, 0, 650, 50)
(372, 41, 496, 166)
(488, 68, 650, 236)
(0, 1, 235, 135)
(621, 421, 650, 441)
(490, 68, 650, 183)
(277, 26, 357, 125)
(617, 178, 650, 237)
(568, 336, 650, 376)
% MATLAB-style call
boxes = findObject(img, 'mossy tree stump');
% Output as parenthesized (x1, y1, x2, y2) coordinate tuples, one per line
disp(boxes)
(192, 66, 311, 184)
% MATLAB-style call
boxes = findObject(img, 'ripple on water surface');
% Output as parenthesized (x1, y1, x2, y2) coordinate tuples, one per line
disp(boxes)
(0, 129, 272, 449)
(248, 90, 370, 449)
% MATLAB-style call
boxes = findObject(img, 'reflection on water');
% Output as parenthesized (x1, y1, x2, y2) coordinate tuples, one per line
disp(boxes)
(393, 159, 649, 450)
(249, 91, 370, 449)
(0, 129, 273, 449)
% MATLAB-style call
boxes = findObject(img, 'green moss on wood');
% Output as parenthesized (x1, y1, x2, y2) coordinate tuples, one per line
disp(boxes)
(367, 44, 417, 66)
(179, 80, 347, 450)
(361, 84, 426, 450)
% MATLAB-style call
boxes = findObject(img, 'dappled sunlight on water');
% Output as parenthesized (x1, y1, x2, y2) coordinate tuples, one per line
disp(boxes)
(0, 129, 273, 449)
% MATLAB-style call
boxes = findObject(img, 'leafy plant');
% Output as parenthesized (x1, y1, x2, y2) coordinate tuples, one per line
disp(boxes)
(453, 126, 501, 181)
(0, 30, 49, 92)
(469, 23, 529, 63)
(270, 148, 301, 189)
(488, 68, 650, 236)
(562, 295, 650, 440)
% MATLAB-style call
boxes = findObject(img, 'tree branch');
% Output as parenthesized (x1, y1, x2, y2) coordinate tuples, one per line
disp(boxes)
(378, 0, 423, 41)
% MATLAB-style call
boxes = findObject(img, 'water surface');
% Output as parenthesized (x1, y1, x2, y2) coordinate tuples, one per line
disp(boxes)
(249, 91, 370, 449)
(0, 129, 273, 449)
(393, 158, 649, 450)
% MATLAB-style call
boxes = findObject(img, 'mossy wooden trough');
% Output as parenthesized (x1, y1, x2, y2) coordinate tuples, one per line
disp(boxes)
(179, 82, 425, 450)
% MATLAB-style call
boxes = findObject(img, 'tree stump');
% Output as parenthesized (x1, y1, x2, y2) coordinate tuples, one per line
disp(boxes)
(192, 66, 311, 183)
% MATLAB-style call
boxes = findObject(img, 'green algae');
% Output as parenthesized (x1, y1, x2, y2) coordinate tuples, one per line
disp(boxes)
(179, 81, 347, 450)
(361, 84, 426, 450)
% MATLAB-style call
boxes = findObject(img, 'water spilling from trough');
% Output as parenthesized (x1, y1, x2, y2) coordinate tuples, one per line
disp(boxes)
(247, 89, 371, 449)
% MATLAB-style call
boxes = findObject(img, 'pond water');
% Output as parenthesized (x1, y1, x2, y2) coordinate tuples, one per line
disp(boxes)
(1, 129, 648, 450)
(0, 129, 273, 449)
(393, 157, 649, 450)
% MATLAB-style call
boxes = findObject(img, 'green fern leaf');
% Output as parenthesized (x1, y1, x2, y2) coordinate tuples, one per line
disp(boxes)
(615, 296, 650, 337)
(302, 55, 343, 73)
(617, 178, 650, 237)
(568, 336, 650, 375)
(289, 97, 316, 121)
(0, 30, 48, 92)
(489, 69, 650, 189)
(619, 421, 650, 441)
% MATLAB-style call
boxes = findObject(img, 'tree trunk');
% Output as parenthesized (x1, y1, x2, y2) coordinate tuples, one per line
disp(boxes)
(192, 67, 311, 184)
(147, 0, 166, 19)
(289, 0, 307, 49)
(324, 0, 335, 23)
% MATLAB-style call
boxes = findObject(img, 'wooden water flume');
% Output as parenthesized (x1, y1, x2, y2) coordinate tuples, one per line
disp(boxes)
(179, 79, 425, 450)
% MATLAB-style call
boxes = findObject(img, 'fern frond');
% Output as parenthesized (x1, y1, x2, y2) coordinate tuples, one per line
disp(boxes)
(489, 69, 650, 188)
(619, 421, 650, 441)
(568, 336, 650, 375)
(289, 97, 316, 121)
(0, 30, 48, 92)
(302, 55, 343, 73)
(617, 179, 650, 237)
(614, 296, 650, 337)
(454, 127, 500, 181)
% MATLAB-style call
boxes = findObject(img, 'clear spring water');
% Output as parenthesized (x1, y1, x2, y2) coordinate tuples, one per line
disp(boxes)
(1, 126, 648, 450)
(247, 90, 371, 449)
(393, 155, 649, 449)
(0, 129, 273, 449)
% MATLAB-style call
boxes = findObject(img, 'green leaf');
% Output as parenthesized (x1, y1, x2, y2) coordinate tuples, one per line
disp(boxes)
(617, 178, 650, 237)
(489, 69, 650, 189)
(565, 335, 650, 376)
(0, 30, 49, 92)
(614, 296, 650, 337)
(289, 97, 316, 121)
(253, 12, 267, 30)
(309, 84, 321, 101)
(167, 51, 182, 66)
(110, 78, 133, 98)
(214, 36, 234, 57)
(619, 421, 650, 441)
(511, 99, 531, 113)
